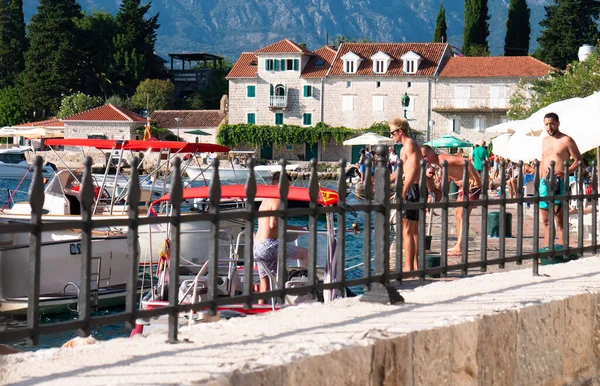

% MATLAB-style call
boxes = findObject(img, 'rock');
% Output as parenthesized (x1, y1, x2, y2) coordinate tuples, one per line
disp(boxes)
(61, 336, 98, 348)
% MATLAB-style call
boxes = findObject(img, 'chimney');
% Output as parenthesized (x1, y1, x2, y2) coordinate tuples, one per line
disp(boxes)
(578, 44, 596, 62)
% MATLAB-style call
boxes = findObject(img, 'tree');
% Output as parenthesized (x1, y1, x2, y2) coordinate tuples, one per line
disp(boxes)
(57, 92, 103, 119)
(114, 0, 161, 96)
(433, 3, 447, 43)
(0, 86, 26, 126)
(21, 0, 82, 117)
(504, 0, 530, 56)
(0, 0, 27, 88)
(130, 79, 175, 112)
(462, 0, 490, 56)
(75, 11, 121, 99)
(534, 0, 600, 69)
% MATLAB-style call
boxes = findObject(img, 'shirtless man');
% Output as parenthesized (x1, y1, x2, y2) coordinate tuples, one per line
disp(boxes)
(540, 112, 581, 247)
(390, 117, 422, 271)
(254, 173, 308, 303)
(421, 145, 482, 256)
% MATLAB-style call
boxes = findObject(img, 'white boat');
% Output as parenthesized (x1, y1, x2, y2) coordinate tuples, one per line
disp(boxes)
(186, 163, 301, 182)
(0, 147, 55, 180)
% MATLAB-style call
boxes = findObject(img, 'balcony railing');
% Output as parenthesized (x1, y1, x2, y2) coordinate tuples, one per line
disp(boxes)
(269, 96, 287, 109)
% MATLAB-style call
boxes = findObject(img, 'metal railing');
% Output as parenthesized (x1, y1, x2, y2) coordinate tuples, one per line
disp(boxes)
(269, 96, 287, 108)
(0, 146, 598, 346)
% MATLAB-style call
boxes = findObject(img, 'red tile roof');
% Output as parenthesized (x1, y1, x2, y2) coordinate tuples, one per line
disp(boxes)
(15, 117, 64, 128)
(227, 52, 258, 79)
(149, 110, 226, 128)
(255, 39, 312, 54)
(61, 104, 146, 122)
(301, 46, 337, 78)
(328, 42, 449, 76)
(438, 56, 553, 77)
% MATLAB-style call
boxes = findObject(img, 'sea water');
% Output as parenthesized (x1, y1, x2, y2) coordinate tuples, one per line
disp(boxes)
(0, 178, 373, 351)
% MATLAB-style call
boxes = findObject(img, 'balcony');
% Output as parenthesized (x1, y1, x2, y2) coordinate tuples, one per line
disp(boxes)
(269, 96, 287, 109)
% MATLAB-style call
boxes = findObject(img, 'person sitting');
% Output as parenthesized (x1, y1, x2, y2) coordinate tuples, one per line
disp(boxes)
(254, 172, 308, 304)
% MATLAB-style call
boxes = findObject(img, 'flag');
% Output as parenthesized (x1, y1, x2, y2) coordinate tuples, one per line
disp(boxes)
(143, 121, 151, 141)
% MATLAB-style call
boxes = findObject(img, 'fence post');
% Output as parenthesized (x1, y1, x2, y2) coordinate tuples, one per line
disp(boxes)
(336, 159, 347, 296)
(308, 159, 319, 300)
(361, 145, 403, 304)
(78, 157, 94, 337)
(126, 157, 140, 329)
(26, 156, 44, 346)
(167, 157, 183, 343)
(243, 159, 256, 308)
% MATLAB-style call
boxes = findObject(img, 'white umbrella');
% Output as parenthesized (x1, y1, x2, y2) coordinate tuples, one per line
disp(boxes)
(0, 127, 64, 138)
(343, 132, 394, 146)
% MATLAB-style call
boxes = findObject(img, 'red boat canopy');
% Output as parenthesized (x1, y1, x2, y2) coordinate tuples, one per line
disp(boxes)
(45, 138, 230, 153)
(152, 185, 340, 207)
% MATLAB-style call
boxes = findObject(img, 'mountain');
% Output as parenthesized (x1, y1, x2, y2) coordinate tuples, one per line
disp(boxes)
(22, 0, 552, 62)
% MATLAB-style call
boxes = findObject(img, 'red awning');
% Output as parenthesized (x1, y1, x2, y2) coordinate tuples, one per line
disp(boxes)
(45, 138, 230, 153)
(152, 185, 340, 207)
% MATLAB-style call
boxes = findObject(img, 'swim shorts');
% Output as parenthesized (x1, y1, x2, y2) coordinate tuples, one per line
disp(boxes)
(539, 173, 565, 210)
(458, 186, 482, 201)
(253, 238, 302, 279)
(402, 183, 420, 222)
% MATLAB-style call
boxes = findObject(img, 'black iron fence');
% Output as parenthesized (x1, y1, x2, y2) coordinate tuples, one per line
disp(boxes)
(0, 146, 598, 346)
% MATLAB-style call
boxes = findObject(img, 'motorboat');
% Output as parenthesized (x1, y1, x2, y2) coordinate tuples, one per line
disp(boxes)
(0, 147, 55, 180)
(135, 183, 340, 331)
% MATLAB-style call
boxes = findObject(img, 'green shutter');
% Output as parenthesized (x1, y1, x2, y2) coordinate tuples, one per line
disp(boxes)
(275, 113, 283, 125)
(270, 84, 273, 96)
(303, 113, 312, 126)
(247, 113, 255, 124)
(247, 85, 255, 97)
(265, 59, 269, 69)
(280, 59, 286, 70)
(274, 60, 279, 71)
(283, 84, 287, 96)
(303, 85, 308, 97)
(294, 59, 299, 71)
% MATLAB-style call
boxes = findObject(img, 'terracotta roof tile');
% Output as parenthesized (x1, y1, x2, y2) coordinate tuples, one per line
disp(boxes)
(61, 104, 146, 122)
(328, 42, 448, 77)
(15, 117, 64, 128)
(255, 38, 312, 54)
(149, 110, 226, 129)
(301, 46, 337, 78)
(438, 56, 553, 77)
(227, 52, 258, 79)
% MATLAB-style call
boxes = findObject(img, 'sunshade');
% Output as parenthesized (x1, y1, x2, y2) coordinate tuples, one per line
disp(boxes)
(342, 132, 394, 146)
(488, 92, 600, 162)
(0, 127, 64, 138)
(185, 129, 211, 136)
(45, 138, 230, 153)
(424, 135, 473, 148)
(152, 185, 340, 207)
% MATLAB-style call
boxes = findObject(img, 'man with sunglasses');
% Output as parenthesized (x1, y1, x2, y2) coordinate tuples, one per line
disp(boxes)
(389, 117, 422, 271)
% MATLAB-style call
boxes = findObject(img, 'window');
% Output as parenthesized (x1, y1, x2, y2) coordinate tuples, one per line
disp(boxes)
(303, 85, 313, 98)
(303, 113, 312, 126)
(490, 85, 507, 108)
(376, 81, 381, 88)
(448, 117, 460, 133)
(346, 81, 351, 88)
(342, 95, 354, 111)
(345, 61, 355, 73)
(372, 96, 384, 112)
(407, 82, 412, 88)
(454, 86, 471, 108)
(286, 144, 293, 150)
(474, 117, 485, 132)
(275, 113, 284, 125)
(247, 113, 256, 124)
(246, 85, 256, 98)
(265, 59, 274, 71)
(375, 60, 384, 73)
(315, 59, 325, 66)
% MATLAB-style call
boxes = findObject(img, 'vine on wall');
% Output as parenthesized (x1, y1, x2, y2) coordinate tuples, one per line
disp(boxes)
(217, 121, 397, 147)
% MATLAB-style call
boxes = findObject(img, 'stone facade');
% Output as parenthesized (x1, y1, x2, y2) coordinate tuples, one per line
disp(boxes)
(63, 122, 140, 141)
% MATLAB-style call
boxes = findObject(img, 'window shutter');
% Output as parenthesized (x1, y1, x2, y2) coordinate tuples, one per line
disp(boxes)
(280, 59, 285, 70)
(265, 59, 269, 70)
(303, 113, 312, 125)
(294, 59, 299, 71)
(270, 84, 273, 96)
(247, 113, 256, 124)
(284, 85, 287, 96)
(275, 113, 283, 125)
(247, 85, 255, 98)
(274, 60, 279, 71)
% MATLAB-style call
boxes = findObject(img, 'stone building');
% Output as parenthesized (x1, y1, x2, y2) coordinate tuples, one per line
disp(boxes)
(227, 39, 553, 161)
(62, 104, 147, 140)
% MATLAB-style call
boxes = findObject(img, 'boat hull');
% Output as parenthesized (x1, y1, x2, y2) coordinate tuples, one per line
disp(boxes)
(185, 166, 272, 182)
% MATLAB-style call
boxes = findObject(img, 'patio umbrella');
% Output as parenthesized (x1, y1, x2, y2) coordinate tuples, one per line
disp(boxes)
(424, 135, 473, 148)
(342, 132, 394, 146)
(184, 129, 211, 136)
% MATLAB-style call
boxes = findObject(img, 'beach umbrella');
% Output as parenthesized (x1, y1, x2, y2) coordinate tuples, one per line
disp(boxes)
(184, 129, 211, 136)
(342, 132, 394, 146)
(424, 135, 473, 148)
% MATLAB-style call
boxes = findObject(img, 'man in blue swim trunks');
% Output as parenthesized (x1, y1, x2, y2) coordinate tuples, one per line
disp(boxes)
(540, 112, 581, 247)
(254, 173, 308, 303)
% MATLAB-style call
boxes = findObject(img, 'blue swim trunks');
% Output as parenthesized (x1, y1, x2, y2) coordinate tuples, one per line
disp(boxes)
(539, 174, 565, 210)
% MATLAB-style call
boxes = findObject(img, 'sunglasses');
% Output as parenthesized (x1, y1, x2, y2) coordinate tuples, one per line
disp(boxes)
(389, 129, 400, 137)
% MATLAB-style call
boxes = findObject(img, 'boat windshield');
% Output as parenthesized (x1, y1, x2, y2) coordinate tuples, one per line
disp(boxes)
(0, 152, 26, 164)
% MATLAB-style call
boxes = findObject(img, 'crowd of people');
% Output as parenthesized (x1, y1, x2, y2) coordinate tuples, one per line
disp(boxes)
(252, 113, 583, 293)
